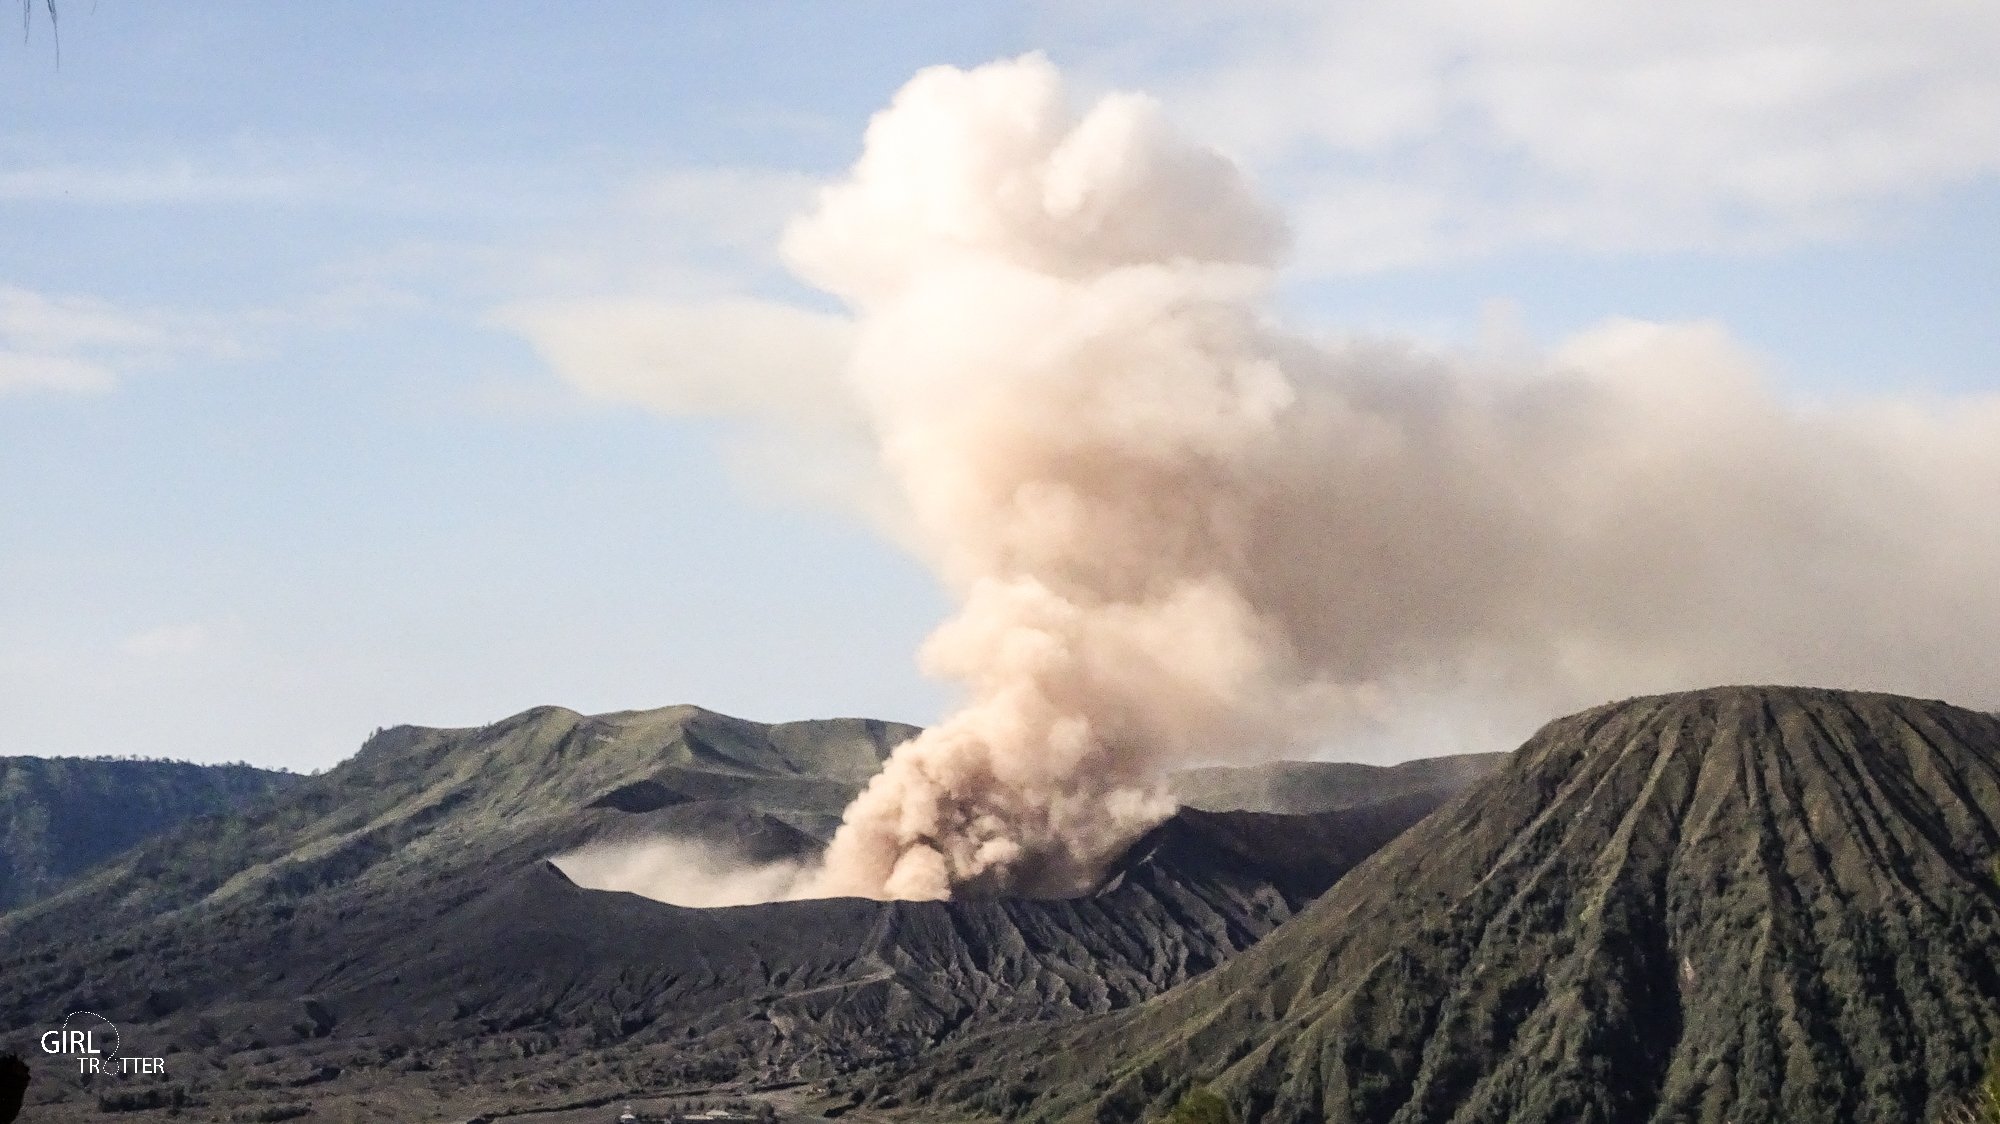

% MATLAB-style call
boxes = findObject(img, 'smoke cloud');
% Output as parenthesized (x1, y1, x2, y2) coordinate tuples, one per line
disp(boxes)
(556, 55, 2000, 901)
(552, 838, 814, 909)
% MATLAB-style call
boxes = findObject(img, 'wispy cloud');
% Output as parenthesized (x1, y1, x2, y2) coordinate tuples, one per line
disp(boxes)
(497, 296, 852, 422)
(0, 285, 243, 397)
(488, 165, 854, 414)
(506, 166, 824, 297)
(497, 293, 902, 525)
(1054, 0, 2000, 270)
(616, 167, 823, 260)
(0, 351, 115, 395)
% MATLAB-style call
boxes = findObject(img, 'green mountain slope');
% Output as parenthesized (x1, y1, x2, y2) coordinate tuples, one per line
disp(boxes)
(885, 686, 2000, 1124)
(0, 756, 300, 912)
(0, 703, 1495, 1122)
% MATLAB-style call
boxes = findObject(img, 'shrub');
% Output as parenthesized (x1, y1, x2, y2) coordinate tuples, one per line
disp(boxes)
(1160, 1085, 1232, 1124)
(1938, 1050, 2000, 1124)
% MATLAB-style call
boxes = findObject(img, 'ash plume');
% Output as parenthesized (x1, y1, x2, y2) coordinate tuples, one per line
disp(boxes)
(593, 56, 2000, 901)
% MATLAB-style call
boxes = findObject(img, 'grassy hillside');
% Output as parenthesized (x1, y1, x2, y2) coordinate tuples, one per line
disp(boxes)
(1, 706, 919, 952)
(0, 755, 300, 912)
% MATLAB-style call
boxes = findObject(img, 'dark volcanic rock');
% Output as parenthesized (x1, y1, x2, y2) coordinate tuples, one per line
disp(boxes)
(313, 803, 1367, 1080)
(0, 702, 1491, 1120)
(890, 686, 2000, 1124)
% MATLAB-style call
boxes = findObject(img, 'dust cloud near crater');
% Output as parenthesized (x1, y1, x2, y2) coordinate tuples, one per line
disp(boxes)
(551, 838, 815, 909)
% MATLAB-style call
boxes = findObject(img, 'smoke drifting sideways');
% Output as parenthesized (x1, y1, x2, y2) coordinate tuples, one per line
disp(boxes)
(552, 838, 813, 910)
(557, 55, 2000, 902)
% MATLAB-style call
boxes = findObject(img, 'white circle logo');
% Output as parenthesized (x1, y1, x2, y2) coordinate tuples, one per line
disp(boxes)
(43, 1010, 119, 1063)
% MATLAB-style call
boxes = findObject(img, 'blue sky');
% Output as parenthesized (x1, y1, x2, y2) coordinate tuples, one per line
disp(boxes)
(3, 2, 1996, 768)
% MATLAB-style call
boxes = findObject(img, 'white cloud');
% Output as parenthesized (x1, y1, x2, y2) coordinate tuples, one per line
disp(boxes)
(617, 168, 824, 261)
(0, 286, 180, 354)
(0, 285, 243, 397)
(486, 161, 921, 520)
(1053, 0, 2000, 269)
(0, 351, 115, 395)
(498, 295, 854, 422)
(499, 293, 914, 534)
(510, 167, 824, 298)
(486, 166, 846, 397)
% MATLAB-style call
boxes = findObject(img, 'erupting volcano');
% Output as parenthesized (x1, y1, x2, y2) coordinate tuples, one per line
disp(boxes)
(751, 56, 2000, 901)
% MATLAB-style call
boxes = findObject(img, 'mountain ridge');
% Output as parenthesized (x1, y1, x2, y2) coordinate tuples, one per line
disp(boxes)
(0, 701, 1498, 1122)
(0, 755, 301, 913)
(880, 685, 2000, 1124)
(0, 705, 920, 943)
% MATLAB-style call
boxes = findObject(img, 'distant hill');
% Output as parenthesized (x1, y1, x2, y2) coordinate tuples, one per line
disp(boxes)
(1170, 754, 1509, 815)
(0, 704, 1493, 1122)
(0, 756, 300, 912)
(0, 706, 918, 947)
(883, 686, 2000, 1124)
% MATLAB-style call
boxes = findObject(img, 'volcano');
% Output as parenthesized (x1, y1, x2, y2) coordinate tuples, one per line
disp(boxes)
(881, 686, 2000, 1124)
(16, 687, 1990, 1123)
(0, 704, 1492, 1122)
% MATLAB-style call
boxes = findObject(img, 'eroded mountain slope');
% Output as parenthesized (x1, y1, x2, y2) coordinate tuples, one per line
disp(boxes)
(887, 686, 2000, 1124)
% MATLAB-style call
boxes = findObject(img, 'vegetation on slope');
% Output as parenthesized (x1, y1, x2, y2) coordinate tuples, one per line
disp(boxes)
(0, 755, 299, 911)
(1159, 1086, 1233, 1124)
(0, 702, 1493, 1121)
